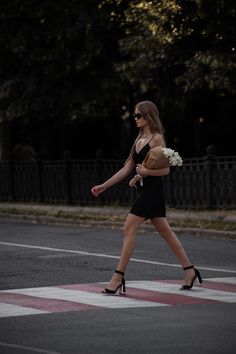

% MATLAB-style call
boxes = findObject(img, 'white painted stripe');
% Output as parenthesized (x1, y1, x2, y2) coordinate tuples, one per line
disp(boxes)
(2, 287, 167, 309)
(0, 342, 61, 354)
(1, 241, 236, 274)
(0, 302, 48, 318)
(207, 277, 236, 284)
(127, 281, 236, 303)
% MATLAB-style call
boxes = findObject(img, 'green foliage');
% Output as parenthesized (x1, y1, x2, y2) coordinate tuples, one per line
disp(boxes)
(177, 51, 236, 93)
(0, 0, 123, 123)
(99, 0, 236, 157)
(0, 0, 131, 158)
(0, 0, 235, 158)
(107, 0, 236, 97)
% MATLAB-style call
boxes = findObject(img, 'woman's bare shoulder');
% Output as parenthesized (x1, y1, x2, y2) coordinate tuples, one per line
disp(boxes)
(150, 133, 165, 147)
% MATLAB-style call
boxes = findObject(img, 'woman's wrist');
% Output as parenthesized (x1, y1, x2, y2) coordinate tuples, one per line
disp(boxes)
(102, 183, 108, 190)
(142, 168, 149, 177)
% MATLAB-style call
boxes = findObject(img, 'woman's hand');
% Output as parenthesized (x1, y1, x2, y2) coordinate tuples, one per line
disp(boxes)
(91, 184, 106, 197)
(136, 164, 148, 177)
(129, 174, 142, 187)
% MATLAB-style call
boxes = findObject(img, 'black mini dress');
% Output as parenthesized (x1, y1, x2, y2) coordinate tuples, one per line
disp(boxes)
(130, 143, 166, 219)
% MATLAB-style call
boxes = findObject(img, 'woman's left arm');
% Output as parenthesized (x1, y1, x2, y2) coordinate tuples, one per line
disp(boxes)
(136, 133, 170, 177)
(136, 164, 170, 177)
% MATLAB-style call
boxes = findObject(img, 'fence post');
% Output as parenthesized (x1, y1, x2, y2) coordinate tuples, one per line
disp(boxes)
(64, 150, 72, 204)
(8, 156, 15, 201)
(205, 145, 216, 209)
(95, 150, 104, 205)
(36, 153, 44, 202)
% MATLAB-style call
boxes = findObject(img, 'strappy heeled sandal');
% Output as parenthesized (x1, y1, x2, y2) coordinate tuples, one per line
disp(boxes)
(102, 270, 126, 295)
(180, 265, 203, 290)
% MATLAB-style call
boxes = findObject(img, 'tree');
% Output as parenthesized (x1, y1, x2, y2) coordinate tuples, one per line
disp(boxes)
(1, 0, 235, 159)
(0, 0, 127, 159)
(103, 0, 236, 155)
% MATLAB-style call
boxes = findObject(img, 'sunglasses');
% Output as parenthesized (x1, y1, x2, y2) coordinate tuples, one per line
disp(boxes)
(133, 113, 143, 120)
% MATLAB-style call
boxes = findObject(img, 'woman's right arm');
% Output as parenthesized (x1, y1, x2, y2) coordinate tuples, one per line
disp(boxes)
(91, 158, 134, 197)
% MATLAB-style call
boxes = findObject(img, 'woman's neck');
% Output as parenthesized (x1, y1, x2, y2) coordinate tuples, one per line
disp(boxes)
(141, 127, 152, 139)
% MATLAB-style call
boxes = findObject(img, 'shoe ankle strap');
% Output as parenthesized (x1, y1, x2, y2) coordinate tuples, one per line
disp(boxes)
(183, 265, 194, 271)
(115, 270, 125, 276)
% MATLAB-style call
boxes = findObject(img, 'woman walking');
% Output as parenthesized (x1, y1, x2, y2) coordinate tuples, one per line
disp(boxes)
(91, 100, 202, 294)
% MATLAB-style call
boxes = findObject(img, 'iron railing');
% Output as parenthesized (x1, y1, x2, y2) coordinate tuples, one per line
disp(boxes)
(0, 153, 235, 209)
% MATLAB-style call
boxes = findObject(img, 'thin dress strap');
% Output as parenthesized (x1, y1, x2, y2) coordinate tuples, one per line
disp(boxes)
(147, 134, 154, 146)
(135, 134, 154, 154)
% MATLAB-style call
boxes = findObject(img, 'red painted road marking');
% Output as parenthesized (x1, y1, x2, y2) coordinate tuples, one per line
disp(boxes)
(0, 277, 235, 318)
(161, 279, 236, 292)
(0, 292, 98, 312)
(59, 283, 219, 305)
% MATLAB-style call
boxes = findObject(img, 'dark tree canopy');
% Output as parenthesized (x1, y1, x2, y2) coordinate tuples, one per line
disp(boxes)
(0, 0, 128, 158)
(104, 0, 236, 155)
(0, 0, 235, 159)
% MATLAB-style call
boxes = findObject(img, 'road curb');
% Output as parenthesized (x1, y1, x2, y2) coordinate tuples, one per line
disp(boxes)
(1, 212, 236, 240)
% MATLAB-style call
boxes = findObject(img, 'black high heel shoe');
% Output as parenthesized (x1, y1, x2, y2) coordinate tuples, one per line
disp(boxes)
(180, 265, 203, 290)
(102, 270, 126, 295)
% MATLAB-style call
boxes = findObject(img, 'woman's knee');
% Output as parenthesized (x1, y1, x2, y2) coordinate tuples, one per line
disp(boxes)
(123, 214, 143, 237)
(152, 218, 172, 238)
(123, 223, 136, 237)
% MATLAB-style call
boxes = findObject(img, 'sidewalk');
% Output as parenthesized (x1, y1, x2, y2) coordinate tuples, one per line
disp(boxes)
(0, 202, 235, 239)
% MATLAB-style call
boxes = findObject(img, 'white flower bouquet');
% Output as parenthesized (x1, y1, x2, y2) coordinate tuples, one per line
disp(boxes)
(161, 147, 183, 166)
(129, 146, 183, 188)
(143, 146, 183, 169)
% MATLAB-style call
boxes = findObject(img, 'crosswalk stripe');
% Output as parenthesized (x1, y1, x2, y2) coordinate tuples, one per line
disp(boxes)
(0, 292, 98, 314)
(207, 277, 236, 285)
(0, 277, 235, 318)
(1, 287, 167, 309)
(159, 279, 236, 292)
(59, 283, 218, 305)
(199, 281, 236, 292)
(127, 280, 236, 303)
(0, 302, 48, 318)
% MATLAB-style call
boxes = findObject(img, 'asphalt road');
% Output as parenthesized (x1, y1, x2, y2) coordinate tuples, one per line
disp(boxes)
(0, 218, 235, 354)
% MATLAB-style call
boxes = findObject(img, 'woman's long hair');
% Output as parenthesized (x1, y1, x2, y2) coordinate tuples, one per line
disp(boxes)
(125, 101, 165, 163)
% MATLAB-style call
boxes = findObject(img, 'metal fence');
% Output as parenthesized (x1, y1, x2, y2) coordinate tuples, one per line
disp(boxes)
(0, 153, 236, 209)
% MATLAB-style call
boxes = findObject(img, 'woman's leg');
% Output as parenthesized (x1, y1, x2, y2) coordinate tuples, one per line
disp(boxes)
(104, 213, 144, 291)
(151, 217, 195, 285)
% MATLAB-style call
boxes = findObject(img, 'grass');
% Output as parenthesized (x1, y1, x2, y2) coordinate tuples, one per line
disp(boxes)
(0, 206, 235, 232)
(168, 219, 236, 232)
